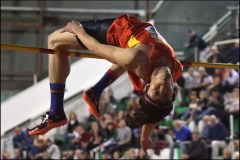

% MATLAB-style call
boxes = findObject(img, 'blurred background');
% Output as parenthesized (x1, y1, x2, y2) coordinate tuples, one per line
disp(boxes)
(1, 0, 239, 159)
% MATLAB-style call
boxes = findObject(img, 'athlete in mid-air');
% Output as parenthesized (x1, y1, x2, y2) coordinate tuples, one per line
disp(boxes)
(27, 14, 183, 155)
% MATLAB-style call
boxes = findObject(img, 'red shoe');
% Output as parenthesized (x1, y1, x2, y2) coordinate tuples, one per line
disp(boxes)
(82, 88, 101, 119)
(27, 112, 67, 136)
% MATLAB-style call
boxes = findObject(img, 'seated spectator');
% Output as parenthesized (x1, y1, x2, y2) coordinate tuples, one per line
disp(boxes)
(198, 115, 211, 139)
(193, 67, 213, 94)
(99, 91, 116, 116)
(31, 135, 47, 159)
(186, 90, 209, 131)
(224, 87, 239, 115)
(223, 139, 239, 160)
(112, 150, 121, 159)
(89, 120, 104, 147)
(207, 45, 223, 63)
(206, 45, 224, 75)
(73, 149, 82, 159)
(222, 39, 239, 64)
(114, 110, 126, 122)
(108, 88, 118, 105)
(73, 149, 90, 159)
(206, 115, 228, 159)
(13, 148, 23, 159)
(46, 138, 61, 159)
(169, 120, 192, 159)
(71, 125, 92, 151)
(61, 150, 73, 159)
(197, 89, 208, 112)
(180, 91, 200, 124)
(182, 131, 208, 159)
(115, 119, 132, 151)
(2, 151, 10, 160)
(222, 68, 239, 92)
(181, 67, 199, 104)
(122, 148, 139, 159)
(207, 75, 224, 93)
(105, 119, 132, 153)
(182, 67, 198, 88)
(66, 112, 79, 134)
(198, 88, 224, 120)
(103, 122, 117, 140)
(12, 126, 31, 157)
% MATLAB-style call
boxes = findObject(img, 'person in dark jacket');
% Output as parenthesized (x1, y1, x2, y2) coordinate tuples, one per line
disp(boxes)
(184, 28, 209, 62)
(182, 131, 208, 159)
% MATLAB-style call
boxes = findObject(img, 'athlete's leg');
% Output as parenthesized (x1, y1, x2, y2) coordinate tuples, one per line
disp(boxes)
(82, 64, 125, 119)
(28, 29, 85, 136)
(48, 28, 85, 116)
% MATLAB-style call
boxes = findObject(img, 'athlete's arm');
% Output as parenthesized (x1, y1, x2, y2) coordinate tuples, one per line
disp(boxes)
(62, 20, 144, 70)
(140, 123, 157, 156)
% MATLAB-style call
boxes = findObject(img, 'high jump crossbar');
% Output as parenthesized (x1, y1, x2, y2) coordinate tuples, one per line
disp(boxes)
(1, 43, 239, 69)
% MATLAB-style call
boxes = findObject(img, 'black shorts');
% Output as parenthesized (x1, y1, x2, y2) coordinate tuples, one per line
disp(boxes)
(76, 18, 115, 48)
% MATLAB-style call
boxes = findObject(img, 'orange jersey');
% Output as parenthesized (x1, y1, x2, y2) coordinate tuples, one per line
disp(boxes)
(106, 14, 183, 92)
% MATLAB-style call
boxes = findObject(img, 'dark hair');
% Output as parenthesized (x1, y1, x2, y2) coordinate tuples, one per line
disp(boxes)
(126, 94, 173, 128)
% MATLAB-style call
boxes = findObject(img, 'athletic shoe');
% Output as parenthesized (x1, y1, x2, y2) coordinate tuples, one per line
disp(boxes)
(82, 88, 101, 119)
(27, 112, 67, 136)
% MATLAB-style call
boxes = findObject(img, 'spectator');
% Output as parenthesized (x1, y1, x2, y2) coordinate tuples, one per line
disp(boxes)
(72, 125, 92, 151)
(67, 112, 79, 134)
(206, 115, 228, 159)
(12, 126, 31, 156)
(181, 67, 199, 104)
(222, 68, 239, 92)
(79, 150, 90, 159)
(183, 67, 200, 90)
(114, 110, 125, 122)
(223, 147, 232, 160)
(61, 150, 73, 159)
(72, 149, 90, 159)
(31, 135, 48, 159)
(169, 120, 192, 159)
(41, 151, 50, 159)
(198, 115, 211, 139)
(182, 131, 208, 159)
(223, 139, 239, 160)
(13, 148, 23, 159)
(99, 91, 116, 116)
(223, 39, 240, 64)
(104, 119, 132, 153)
(184, 28, 209, 62)
(224, 88, 239, 115)
(207, 75, 224, 93)
(89, 121, 104, 147)
(2, 151, 10, 160)
(122, 148, 138, 159)
(108, 88, 118, 105)
(73, 149, 82, 159)
(112, 150, 121, 159)
(180, 91, 200, 124)
(207, 45, 223, 63)
(198, 88, 225, 120)
(104, 122, 117, 140)
(115, 119, 132, 151)
(197, 89, 208, 112)
(46, 138, 61, 159)
(193, 67, 213, 94)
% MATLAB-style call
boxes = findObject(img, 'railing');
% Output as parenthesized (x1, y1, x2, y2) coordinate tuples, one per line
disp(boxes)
(1, 1, 164, 18)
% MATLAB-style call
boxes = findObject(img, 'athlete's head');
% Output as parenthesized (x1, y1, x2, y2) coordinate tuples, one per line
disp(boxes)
(126, 66, 178, 128)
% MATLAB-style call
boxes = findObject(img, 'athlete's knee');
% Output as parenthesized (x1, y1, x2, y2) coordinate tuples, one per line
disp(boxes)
(48, 31, 69, 50)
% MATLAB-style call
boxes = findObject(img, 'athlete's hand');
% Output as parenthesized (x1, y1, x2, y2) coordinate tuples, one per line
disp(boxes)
(62, 20, 84, 34)
(140, 136, 154, 157)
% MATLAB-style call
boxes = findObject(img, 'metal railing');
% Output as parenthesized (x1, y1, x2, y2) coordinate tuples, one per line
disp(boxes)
(1, 1, 164, 18)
